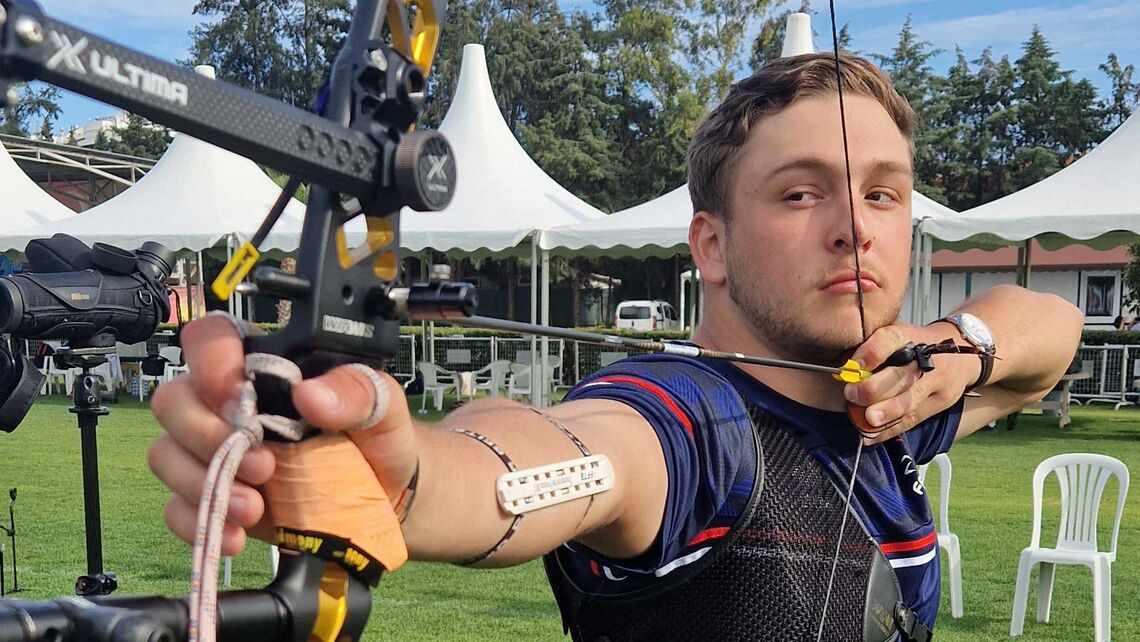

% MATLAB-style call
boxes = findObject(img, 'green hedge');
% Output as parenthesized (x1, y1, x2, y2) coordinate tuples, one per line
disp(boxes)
(1079, 330, 1140, 346)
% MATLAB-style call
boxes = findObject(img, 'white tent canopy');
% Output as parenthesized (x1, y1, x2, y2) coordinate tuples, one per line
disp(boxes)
(0, 140, 76, 233)
(1, 65, 307, 255)
(541, 184, 957, 257)
(401, 44, 604, 257)
(540, 185, 690, 257)
(922, 112, 1140, 251)
(0, 131, 307, 254)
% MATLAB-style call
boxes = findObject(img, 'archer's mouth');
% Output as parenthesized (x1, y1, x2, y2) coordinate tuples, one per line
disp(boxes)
(821, 270, 880, 294)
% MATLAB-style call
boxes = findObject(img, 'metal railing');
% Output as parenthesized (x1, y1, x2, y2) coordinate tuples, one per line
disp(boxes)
(1071, 344, 1139, 410)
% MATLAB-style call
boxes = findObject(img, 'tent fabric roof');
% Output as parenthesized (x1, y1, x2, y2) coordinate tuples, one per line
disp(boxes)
(922, 112, 1140, 251)
(0, 132, 307, 254)
(541, 184, 958, 258)
(0, 140, 76, 233)
(400, 44, 604, 257)
(540, 185, 690, 257)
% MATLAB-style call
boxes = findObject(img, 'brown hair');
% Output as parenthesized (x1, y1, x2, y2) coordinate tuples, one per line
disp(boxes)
(687, 52, 915, 218)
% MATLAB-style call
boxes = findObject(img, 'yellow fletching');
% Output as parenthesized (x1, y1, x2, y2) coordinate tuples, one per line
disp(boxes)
(211, 242, 260, 301)
(832, 359, 871, 383)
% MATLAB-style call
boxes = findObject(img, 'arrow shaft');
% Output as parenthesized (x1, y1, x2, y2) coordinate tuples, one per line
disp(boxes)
(451, 316, 847, 377)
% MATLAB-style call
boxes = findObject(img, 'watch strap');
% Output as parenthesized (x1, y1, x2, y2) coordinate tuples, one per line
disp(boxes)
(970, 350, 994, 391)
(935, 315, 995, 392)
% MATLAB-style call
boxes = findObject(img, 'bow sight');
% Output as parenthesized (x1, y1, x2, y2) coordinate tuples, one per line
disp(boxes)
(0, 0, 474, 640)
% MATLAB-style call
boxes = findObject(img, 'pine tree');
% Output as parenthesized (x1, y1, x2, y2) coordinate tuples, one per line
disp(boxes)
(1010, 27, 1105, 189)
(0, 83, 60, 137)
(874, 17, 945, 202)
(184, 0, 336, 106)
(1099, 53, 1138, 129)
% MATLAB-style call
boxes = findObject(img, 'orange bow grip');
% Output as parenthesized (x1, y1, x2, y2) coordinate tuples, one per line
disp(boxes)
(263, 433, 408, 582)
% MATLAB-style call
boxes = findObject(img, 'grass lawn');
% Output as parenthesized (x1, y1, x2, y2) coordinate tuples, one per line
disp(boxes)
(0, 393, 1137, 640)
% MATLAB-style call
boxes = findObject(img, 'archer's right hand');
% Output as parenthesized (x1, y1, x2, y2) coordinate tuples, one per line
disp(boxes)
(147, 314, 419, 555)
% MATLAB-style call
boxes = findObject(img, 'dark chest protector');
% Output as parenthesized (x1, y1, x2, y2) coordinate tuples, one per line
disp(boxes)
(544, 402, 932, 642)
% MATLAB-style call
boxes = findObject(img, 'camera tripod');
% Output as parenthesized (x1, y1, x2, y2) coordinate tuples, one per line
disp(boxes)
(56, 338, 119, 597)
(0, 488, 16, 596)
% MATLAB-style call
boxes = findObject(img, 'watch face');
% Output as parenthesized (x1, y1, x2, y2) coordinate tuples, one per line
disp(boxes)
(956, 313, 994, 348)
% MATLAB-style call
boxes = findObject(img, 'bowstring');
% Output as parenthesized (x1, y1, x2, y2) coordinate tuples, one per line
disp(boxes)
(816, 2, 869, 640)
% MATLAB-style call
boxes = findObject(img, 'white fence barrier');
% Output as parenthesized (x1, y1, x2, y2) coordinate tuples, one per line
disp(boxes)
(1070, 344, 1139, 410)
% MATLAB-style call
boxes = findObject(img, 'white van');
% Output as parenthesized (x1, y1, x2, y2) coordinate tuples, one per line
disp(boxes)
(615, 300, 680, 331)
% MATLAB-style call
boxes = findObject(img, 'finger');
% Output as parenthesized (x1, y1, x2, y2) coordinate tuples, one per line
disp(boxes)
(178, 315, 247, 412)
(861, 375, 957, 445)
(863, 383, 918, 431)
(851, 324, 912, 372)
(293, 366, 410, 434)
(151, 379, 276, 483)
(845, 363, 919, 407)
(148, 434, 269, 529)
(164, 495, 248, 556)
(862, 413, 917, 446)
(293, 367, 417, 490)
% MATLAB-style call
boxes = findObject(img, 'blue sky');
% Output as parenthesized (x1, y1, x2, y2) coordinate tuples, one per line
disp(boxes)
(34, 0, 1140, 128)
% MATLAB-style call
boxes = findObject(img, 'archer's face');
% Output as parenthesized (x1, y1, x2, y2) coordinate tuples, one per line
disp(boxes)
(723, 93, 913, 364)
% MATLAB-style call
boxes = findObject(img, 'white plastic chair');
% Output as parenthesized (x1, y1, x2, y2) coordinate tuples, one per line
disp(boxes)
(545, 355, 562, 393)
(1010, 453, 1129, 642)
(507, 364, 531, 402)
(34, 340, 75, 395)
(89, 361, 116, 398)
(417, 363, 457, 413)
(139, 346, 182, 399)
(470, 360, 511, 399)
(161, 346, 188, 380)
(917, 453, 963, 618)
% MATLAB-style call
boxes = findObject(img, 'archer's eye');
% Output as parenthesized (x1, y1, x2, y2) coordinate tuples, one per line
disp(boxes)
(786, 191, 821, 204)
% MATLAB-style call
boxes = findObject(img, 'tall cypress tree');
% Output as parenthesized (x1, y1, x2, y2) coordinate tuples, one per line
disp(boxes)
(875, 17, 945, 203)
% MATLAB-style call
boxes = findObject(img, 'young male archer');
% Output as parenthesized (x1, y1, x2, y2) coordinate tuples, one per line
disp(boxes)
(148, 52, 1082, 639)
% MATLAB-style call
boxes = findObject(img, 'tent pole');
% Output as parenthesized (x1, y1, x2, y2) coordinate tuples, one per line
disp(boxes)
(541, 249, 551, 409)
(920, 233, 933, 324)
(226, 236, 235, 317)
(679, 271, 688, 331)
(909, 224, 922, 323)
(197, 251, 205, 320)
(1017, 240, 1033, 289)
(530, 235, 539, 407)
(695, 268, 703, 329)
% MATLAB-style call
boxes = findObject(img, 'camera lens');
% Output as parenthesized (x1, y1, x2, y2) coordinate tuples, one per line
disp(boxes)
(135, 242, 175, 282)
(0, 278, 26, 335)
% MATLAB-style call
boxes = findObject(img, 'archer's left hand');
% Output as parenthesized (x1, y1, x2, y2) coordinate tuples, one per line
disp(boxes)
(843, 323, 982, 445)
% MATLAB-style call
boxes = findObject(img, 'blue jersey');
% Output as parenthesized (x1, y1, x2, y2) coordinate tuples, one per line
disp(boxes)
(557, 354, 961, 629)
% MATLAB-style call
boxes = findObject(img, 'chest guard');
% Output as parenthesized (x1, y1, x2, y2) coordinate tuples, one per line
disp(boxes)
(544, 402, 931, 642)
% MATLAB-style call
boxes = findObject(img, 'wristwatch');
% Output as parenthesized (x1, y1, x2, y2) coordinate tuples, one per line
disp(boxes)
(938, 312, 996, 391)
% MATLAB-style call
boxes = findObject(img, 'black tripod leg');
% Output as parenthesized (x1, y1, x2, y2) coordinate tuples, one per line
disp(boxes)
(7, 489, 16, 592)
(71, 372, 116, 596)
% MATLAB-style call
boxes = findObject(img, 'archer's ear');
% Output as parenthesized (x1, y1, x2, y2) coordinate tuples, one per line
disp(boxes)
(689, 211, 727, 286)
